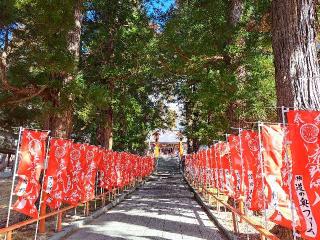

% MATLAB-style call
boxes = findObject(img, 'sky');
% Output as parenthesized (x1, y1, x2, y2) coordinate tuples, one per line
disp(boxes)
(144, 0, 176, 28)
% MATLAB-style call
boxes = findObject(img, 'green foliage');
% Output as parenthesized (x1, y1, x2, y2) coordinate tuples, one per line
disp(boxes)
(153, 0, 276, 148)
(1, 0, 277, 154)
(72, 0, 174, 153)
(0, 0, 76, 129)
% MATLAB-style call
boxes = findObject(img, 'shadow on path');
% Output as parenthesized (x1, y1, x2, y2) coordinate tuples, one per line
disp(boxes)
(65, 157, 225, 240)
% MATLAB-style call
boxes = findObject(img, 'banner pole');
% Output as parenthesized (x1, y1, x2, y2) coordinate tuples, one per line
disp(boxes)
(5, 127, 23, 240)
(34, 134, 51, 240)
(258, 122, 268, 230)
(281, 106, 297, 240)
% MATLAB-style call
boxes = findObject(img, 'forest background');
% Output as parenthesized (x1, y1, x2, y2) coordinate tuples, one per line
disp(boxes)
(0, 0, 319, 154)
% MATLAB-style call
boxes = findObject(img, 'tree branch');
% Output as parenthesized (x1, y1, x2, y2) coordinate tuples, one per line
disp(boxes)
(0, 85, 47, 107)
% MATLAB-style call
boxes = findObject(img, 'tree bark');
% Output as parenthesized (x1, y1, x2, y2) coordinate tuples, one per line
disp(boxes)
(95, 18, 116, 149)
(48, 0, 83, 138)
(270, 1, 320, 237)
(229, 0, 244, 27)
(97, 107, 113, 150)
(272, 0, 320, 114)
(224, 0, 244, 127)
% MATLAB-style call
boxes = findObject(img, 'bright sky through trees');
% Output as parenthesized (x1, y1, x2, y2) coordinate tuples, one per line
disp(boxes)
(144, 0, 176, 27)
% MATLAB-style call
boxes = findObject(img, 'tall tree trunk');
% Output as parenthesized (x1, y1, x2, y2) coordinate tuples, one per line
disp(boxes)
(229, 0, 244, 27)
(270, 2, 319, 238)
(97, 107, 113, 150)
(224, 0, 244, 127)
(96, 23, 116, 149)
(49, 0, 83, 138)
(272, 0, 320, 115)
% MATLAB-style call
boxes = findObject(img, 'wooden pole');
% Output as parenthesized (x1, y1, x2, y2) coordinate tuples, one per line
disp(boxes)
(239, 199, 244, 223)
(232, 211, 238, 234)
(56, 212, 62, 232)
(38, 192, 47, 233)
(36, 134, 51, 238)
(6, 231, 12, 240)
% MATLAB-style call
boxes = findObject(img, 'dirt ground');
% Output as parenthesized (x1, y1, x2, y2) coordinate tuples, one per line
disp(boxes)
(0, 177, 113, 240)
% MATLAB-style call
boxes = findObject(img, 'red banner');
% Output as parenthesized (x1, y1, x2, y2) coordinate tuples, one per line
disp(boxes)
(10, 128, 153, 217)
(13, 129, 49, 218)
(82, 145, 101, 202)
(208, 147, 215, 187)
(241, 130, 263, 211)
(261, 125, 299, 229)
(220, 142, 233, 196)
(213, 145, 219, 189)
(44, 138, 72, 209)
(228, 134, 244, 200)
(99, 150, 111, 189)
(216, 143, 225, 192)
(63, 143, 86, 205)
(287, 110, 320, 239)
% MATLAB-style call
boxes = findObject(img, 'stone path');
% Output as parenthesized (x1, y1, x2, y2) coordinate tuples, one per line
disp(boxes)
(65, 157, 225, 240)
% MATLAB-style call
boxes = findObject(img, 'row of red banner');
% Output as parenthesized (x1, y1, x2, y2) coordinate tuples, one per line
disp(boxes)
(11, 130, 154, 219)
(185, 110, 320, 240)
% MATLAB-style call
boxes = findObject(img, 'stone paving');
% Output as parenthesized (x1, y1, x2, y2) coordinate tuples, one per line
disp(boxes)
(65, 157, 225, 240)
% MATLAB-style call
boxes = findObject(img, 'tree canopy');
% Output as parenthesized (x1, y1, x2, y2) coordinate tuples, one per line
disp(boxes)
(1, 0, 319, 153)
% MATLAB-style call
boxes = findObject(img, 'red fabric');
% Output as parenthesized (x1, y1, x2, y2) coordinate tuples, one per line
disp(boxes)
(44, 138, 72, 209)
(213, 144, 219, 189)
(13, 129, 49, 218)
(208, 147, 215, 187)
(82, 145, 100, 202)
(11, 129, 153, 215)
(110, 152, 118, 188)
(287, 110, 320, 239)
(99, 150, 111, 189)
(220, 142, 233, 196)
(241, 130, 264, 211)
(228, 135, 244, 200)
(261, 125, 298, 229)
(114, 152, 122, 188)
(63, 143, 86, 205)
(216, 143, 226, 192)
(12, 197, 39, 218)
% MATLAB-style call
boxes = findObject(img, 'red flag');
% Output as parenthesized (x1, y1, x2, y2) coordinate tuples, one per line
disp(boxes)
(261, 125, 299, 229)
(44, 138, 72, 209)
(13, 129, 49, 218)
(213, 145, 220, 189)
(220, 142, 233, 196)
(109, 152, 118, 188)
(63, 143, 86, 205)
(216, 143, 227, 192)
(82, 145, 100, 202)
(287, 110, 320, 239)
(228, 135, 244, 200)
(208, 147, 215, 187)
(12, 197, 39, 219)
(99, 150, 110, 189)
(241, 130, 264, 211)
